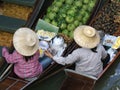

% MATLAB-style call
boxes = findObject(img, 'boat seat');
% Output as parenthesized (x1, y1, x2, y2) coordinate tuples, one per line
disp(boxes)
(64, 69, 97, 80)
(0, 15, 26, 33)
(61, 69, 97, 90)
(1, 0, 36, 7)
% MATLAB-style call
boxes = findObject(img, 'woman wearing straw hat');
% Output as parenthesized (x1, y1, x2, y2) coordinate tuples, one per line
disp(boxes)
(2, 28, 43, 80)
(45, 25, 110, 78)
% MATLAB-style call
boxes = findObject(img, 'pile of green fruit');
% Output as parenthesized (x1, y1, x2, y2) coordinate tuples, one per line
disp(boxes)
(43, 0, 97, 39)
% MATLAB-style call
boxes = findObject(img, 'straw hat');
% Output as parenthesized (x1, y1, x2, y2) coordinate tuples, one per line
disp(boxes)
(13, 27, 39, 56)
(74, 25, 100, 49)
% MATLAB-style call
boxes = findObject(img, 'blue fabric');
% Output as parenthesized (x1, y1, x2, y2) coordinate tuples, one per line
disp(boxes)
(39, 55, 52, 70)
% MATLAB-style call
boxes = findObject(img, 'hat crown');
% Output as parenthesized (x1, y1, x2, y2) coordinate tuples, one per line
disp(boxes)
(26, 35, 36, 46)
(74, 25, 100, 49)
(83, 28, 96, 37)
(13, 27, 39, 56)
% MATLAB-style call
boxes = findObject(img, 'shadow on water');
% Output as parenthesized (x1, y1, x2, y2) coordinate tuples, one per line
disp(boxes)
(94, 57, 120, 90)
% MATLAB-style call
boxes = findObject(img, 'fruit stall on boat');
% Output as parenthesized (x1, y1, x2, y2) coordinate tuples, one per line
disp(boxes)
(0, 0, 120, 90)
(23, 0, 120, 90)
(0, 0, 102, 89)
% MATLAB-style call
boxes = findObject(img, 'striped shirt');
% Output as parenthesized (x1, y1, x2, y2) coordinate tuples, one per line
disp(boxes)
(2, 47, 43, 79)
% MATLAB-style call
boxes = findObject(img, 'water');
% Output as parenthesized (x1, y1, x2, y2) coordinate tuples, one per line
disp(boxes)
(94, 57, 120, 90)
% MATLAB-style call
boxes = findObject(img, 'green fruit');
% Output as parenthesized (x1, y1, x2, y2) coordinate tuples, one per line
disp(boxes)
(75, 14, 82, 21)
(65, 0, 73, 4)
(80, 9, 86, 16)
(44, 18, 51, 23)
(52, 6, 59, 12)
(64, 4, 70, 10)
(82, 17, 87, 24)
(82, 5, 88, 11)
(48, 12, 56, 20)
(65, 16, 74, 23)
(67, 10, 75, 16)
(62, 30, 68, 35)
(89, 2, 95, 8)
(84, 12, 89, 19)
(61, 13, 66, 18)
(51, 20, 57, 26)
(83, 0, 89, 4)
(67, 24, 76, 31)
(74, 20, 80, 27)
(58, 0, 65, 2)
(71, 6, 77, 12)
(55, 1, 63, 7)
(60, 23, 67, 29)
(59, 9, 66, 15)
(74, 1, 82, 7)
(47, 7, 51, 13)
(69, 31, 73, 38)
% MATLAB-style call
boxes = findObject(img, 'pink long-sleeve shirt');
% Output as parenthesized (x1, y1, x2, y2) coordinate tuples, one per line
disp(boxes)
(2, 47, 43, 79)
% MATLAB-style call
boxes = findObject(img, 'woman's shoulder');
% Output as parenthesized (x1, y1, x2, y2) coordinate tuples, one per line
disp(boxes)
(13, 50, 23, 57)
(73, 48, 87, 52)
(97, 44, 104, 48)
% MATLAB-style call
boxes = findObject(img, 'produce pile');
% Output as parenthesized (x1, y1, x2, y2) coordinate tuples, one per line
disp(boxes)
(43, 0, 98, 39)
(90, 0, 120, 35)
(0, 31, 13, 47)
(2, 2, 33, 20)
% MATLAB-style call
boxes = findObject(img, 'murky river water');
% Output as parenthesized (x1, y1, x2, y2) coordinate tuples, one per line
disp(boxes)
(94, 57, 120, 90)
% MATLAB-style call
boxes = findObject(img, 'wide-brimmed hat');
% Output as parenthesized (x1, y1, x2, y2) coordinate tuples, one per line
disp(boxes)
(13, 27, 39, 56)
(74, 25, 100, 49)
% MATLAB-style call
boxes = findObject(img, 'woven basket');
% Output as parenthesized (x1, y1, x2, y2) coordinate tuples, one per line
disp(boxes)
(2, 2, 33, 20)
(0, 31, 13, 47)
(58, 33, 73, 45)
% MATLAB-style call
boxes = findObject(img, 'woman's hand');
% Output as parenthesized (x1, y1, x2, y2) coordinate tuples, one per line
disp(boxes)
(45, 50, 53, 58)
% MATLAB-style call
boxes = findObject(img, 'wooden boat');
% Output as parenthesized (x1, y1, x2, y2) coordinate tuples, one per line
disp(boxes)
(60, 0, 120, 90)
(20, 0, 120, 90)
(0, 0, 109, 90)
(0, 0, 46, 89)
(60, 52, 120, 90)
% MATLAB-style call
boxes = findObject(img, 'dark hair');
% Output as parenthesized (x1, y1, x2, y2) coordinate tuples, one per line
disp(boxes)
(9, 43, 33, 62)
(91, 47, 97, 53)
(24, 56, 33, 62)
(8, 44, 15, 54)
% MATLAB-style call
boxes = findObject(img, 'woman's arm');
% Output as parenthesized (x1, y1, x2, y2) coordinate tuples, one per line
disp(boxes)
(45, 49, 79, 65)
(2, 47, 19, 63)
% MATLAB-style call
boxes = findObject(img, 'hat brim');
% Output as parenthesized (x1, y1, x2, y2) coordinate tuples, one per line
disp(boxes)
(13, 28, 39, 56)
(74, 26, 100, 49)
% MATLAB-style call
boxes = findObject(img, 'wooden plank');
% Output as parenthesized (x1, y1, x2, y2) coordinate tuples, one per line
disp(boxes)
(98, 51, 120, 79)
(8, 80, 27, 90)
(0, 77, 16, 89)
(60, 69, 97, 90)
(0, 15, 26, 33)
